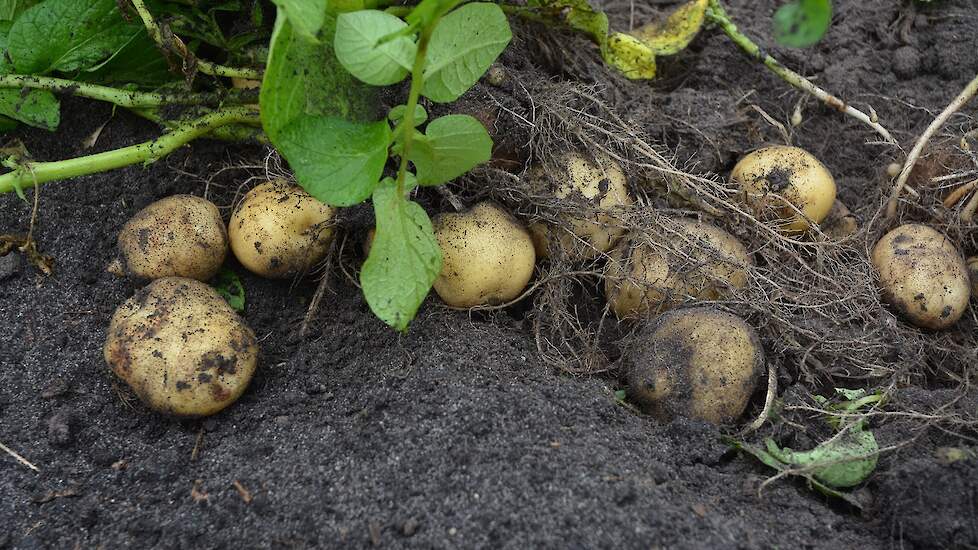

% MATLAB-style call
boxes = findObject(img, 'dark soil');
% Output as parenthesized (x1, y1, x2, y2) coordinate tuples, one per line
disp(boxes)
(2, 1, 977, 548)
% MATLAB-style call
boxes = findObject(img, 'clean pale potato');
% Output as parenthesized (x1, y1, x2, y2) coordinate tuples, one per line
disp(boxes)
(624, 307, 764, 424)
(229, 180, 335, 278)
(821, 199, 859, 240)
(109, 195, 228, 281)
(730, 145, 837, 233)
(604, 217, 752, 318)
(528, 152, 633, 260)
(104, 277, 259, 417)
(871, 224, 969, 329)
(433, 202, 536, 308)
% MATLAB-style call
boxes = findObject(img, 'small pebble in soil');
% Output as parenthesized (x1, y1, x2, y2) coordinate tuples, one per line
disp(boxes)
(0, 253, 23, 280)
(893, 46, 921, 79)
(401, 518, 420, 537)
(40, 377, 70, 399)
(47, 410, 73, 447)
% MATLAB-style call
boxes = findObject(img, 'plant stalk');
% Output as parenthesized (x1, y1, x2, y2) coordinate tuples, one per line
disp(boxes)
(394, 26, 434, 197)
(0, 107, 259, 195)
(0, 74, 246, 108)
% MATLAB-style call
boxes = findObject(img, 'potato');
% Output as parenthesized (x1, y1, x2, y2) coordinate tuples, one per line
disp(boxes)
(229, 180, 335, 278)
(624, 307, 764, 424)
(871, 224, 969, 329)
(433, 202, 535, 307)
(730, 145, 836, 233)
(108, 195, 228, 281)
(605, 218, 752, 318)
(528, 152, 633, 260)
(968, 256, 978, 297)
(821, 199, 859, 240)
(104, 277, 259, 417)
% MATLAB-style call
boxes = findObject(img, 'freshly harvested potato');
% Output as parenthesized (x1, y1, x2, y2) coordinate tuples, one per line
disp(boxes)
(968, 257, 978, 297)
(104, 277, 259, 417)
(871, 224, 969, 329)
(624, 307, 764, 424)
(229, 180, 335, 278)
(604, 218, 752, 318)
(528, 152, 633, 260)
(433, 202, 535, 308)
(730, 145, 836, 233)
(108, 195, 228, 281)
(821, 199, 859, 239)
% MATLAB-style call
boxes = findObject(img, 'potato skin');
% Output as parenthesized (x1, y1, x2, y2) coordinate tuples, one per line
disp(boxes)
(114, 195, 228, 281)
(871, 224, 969, 330)
(730, 146, 836, 233)
(605, 218, 752, 318)
(968, 257, 978, 297)
(104, 277, 259, 417)
(433, 202, 536, 308)
(821, 199, 859, 240)
(529, 153, 633, 260)
(625, 308, 764, 424)
(229, 180, 335, 278)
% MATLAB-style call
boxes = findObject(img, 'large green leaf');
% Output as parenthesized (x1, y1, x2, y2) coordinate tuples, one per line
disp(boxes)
(0, 0, 38, 21)
(7, 0, 145, 74)
(335, 10, 415, 86)
(0, 20, 58, 130)
(773, 0, 832, 48)
(276, 115, 391, 206)
(422, 2, 511, 103)
(361, 178, 442, 331)
(409, 114, 491, 185)
(270, 0, 327, 41)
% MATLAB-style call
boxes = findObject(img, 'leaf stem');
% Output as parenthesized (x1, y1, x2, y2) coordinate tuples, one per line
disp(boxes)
(129, 0, 263, 80)
(0, 107, 259, 195)
(394, 25, 434, 196)
(0, 74, 249, 108)
(705, 0, 895, 144)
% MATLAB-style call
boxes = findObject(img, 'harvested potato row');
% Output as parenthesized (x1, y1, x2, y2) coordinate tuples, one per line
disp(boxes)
(104, 277, 259, 417)
(528, 152, 634, 260)
(604, 217, 752, 319)
(872, 224, 969, 330)
(730, 145, 836, 233)
(433, 202, 536, 308)
(229, 180, 335, 279)
(624, 307, 764, 424)
(109, 195, 228, 281)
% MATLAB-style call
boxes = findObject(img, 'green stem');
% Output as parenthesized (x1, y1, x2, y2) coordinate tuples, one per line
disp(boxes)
(0, 107, 259, 195)
(0, 74, 248, 108)
(705, 0, 894, 144)
(394, 25, 434, 196)
(129, 0, 263, 80)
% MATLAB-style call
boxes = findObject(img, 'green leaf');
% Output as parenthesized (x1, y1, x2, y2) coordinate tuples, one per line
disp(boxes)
(0, 0, 38, 21)
(629, 0, 707, 56)
(0, 21, 59, 130)
(527, 0, 608, 44)
(260, 9, 376, 142)
(764, 425, 879, 488)
(335, 10, 416, 86)
(276, 116, 391, 206)
(408, 114, 492, 185)
(7, 0, 146, 74)
(773, 0, 832, 48)
(602, 32, 656, 80)
(80, 33, 173, 88)
(270, 0, 327, 41)
(388, 104, 427, 126)
(360, 178, 442, 331)
(422, 2, 511, 103)
(212, 268, 246, 312)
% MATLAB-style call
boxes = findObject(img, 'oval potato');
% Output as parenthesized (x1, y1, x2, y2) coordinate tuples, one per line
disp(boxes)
(871, 224, 969, 329)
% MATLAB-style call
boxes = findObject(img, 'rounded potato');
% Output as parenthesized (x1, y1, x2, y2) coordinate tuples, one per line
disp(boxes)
(433, 202, 535, 308)
(730, 145, 836, 233)
(605, 218, 752, 318)
(110, 195, 228, 281)
(871, 224, 969, 329)
(528, 152, 633, 260)
(229, 180, 335, 278)
(625, 308, 764, 424)
(104, 277, 259, 417)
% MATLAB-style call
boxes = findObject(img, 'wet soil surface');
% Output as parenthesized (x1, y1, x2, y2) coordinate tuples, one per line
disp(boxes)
(2, 0, 977, 548)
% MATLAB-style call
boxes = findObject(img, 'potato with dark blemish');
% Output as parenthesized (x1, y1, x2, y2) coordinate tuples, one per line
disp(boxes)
(604, 217, 752, 319)
(624, 307, 764, 424)
(433, 202, 535, 308)
(104, 277, 259, 417)
(872, 224, 969, 330)
(108, 195, 228, 281)
(229, 180, 335, 278)
(527, 152, 633, 260)
(730, 146, 836, 233)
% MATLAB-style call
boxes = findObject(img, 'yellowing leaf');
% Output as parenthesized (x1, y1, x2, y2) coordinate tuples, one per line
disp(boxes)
(630, 0, 707, 56)
(602, 33, 656, 80)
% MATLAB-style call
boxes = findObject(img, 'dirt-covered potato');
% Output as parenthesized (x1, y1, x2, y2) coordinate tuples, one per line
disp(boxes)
(528, 152, 633, 260)
(229, 180, 335, 278)
(109, 195, 228, 281)
(433, 202, 535, 308)
(104, 277, 259, 417)
(624, 307, 764, 424)
(605, 218, 752, 318)
(968, 257, 978, 297)
(730, 145, 837, 233)
(821, 199, 859, 239)
(871, 224, 969, 330)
